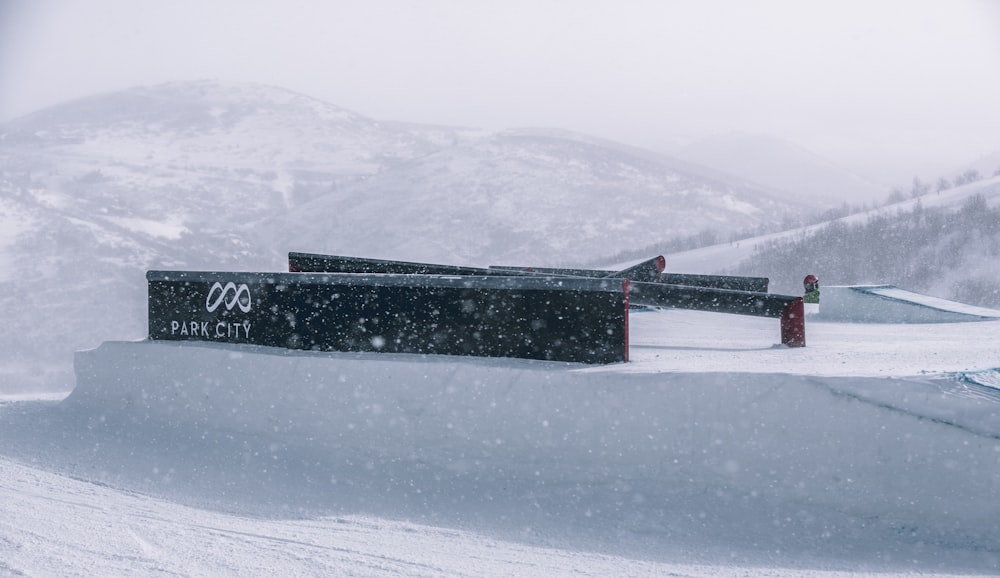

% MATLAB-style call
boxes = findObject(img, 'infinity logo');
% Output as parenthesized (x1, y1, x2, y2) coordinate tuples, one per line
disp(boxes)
(206, 282, 252, 313)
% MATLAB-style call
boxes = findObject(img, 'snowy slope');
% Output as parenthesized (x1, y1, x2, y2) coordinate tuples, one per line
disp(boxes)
(0, 462, 691, 578)
(2, 310, 1000, 576)
(1, 80, 465, 176)
(266, 128, 799, 265)
(663, 174, 1000, 277)
(0, 454, 993, 578)
(0, 80, 801, 270)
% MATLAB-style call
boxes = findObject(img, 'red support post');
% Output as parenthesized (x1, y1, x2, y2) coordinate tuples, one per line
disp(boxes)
(623, 279, 631, 362)
(780, 298, 806, 347)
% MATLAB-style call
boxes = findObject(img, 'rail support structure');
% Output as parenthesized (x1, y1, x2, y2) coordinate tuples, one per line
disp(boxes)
(780, 298, 806, 347)
(286, 252, 805, 350)
(628, 281, 806, 348)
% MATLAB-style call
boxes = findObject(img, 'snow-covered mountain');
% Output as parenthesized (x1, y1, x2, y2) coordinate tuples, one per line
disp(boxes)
(1, 80, 802, 268)
(673, 132, 888, 207)
(0, 80, 481, 232)
(266, 128, 800, 265)
(0, 80, 804, 391)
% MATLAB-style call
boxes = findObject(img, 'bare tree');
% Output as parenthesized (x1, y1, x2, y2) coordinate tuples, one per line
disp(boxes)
(910, 176, 929, 198)
(886, 187, 907, 204)
(955, 168, 981, 186)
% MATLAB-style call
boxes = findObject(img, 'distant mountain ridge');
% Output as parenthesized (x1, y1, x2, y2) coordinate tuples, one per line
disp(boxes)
(2, 81, 805, 263)
(267, 127, 805, 265)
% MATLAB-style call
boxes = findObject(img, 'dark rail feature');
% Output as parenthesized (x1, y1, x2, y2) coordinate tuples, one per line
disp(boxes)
(284, 252, 802, 348)
(491, 261, 769, 292)
(147, 270, 630, 364)
(628, 281, 805, 347)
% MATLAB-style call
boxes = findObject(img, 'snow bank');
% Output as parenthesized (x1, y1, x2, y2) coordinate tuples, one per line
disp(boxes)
(818, 285, 1000, 323)
(67, 339, 1000, 566)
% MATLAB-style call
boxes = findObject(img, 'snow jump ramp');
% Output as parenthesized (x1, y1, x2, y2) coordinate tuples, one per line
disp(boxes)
(59, 255, 1000, 560)
(68, 338, 1000, 558)
(817, 284, 1000, 323)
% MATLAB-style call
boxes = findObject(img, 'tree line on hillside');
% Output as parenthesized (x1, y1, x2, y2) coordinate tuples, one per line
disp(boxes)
(733, 195, 1000, 307)
(887, 167, 997, 204)
(593, 165, 1000, 270)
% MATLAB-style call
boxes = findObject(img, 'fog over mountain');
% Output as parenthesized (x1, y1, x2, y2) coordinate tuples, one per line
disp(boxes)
(965, 151, 1000, 182)
(673, 132, 889, 207)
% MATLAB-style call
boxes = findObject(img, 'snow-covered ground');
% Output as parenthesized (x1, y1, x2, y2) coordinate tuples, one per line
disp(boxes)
(626, 308, 1000, 377)
(2, 303, 1000, 576)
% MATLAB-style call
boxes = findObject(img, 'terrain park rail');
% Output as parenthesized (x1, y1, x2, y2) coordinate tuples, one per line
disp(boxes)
(287, 253, 805, 349)
(289, 252, 769, 291)
(144, 254, 803, 365)
(147, 270, 630, 364)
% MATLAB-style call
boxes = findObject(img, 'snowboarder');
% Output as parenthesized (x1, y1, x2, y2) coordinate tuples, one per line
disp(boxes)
(803, 274, 820, 304)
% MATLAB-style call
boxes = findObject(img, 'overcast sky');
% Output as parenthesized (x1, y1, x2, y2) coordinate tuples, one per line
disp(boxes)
(2, 0, 998, 185)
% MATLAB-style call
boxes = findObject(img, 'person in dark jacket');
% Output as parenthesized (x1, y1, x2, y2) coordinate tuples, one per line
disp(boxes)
(803, 274, 820, 304)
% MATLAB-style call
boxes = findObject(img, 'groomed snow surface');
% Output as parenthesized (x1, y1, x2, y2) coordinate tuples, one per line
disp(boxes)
(3, 308, 1000, 576)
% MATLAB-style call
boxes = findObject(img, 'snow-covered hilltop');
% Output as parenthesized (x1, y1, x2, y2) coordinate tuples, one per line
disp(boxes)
(266, 127, 800, 265)
(0, 80, 804, 265)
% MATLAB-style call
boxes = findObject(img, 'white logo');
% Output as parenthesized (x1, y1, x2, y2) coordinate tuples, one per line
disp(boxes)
(206, 282, 252, 313)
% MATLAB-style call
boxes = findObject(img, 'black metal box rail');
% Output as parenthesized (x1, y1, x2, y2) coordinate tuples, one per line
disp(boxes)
(284, 252, 803, 347)
(628, 281, 805, 347)
(288, 252, 668, 283)
(291, 252, 767, 292)
(146, 271, 629, 364)
(288, 252, 533, 277)
(490, 264, 769, 292)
